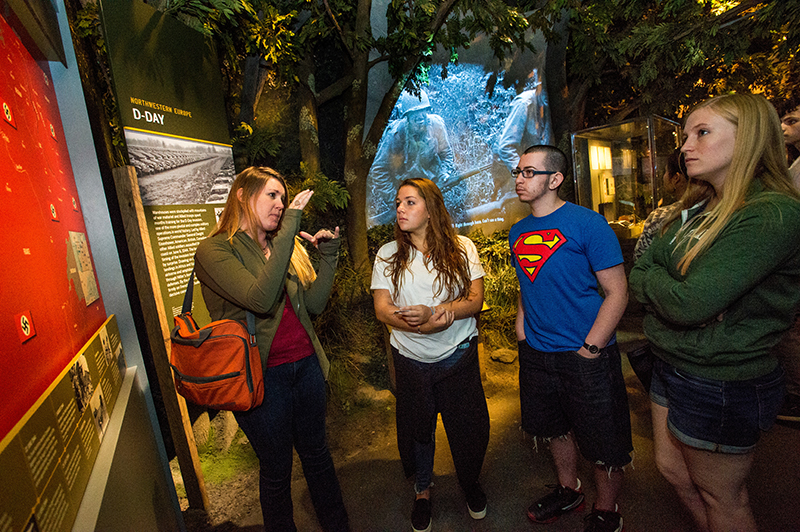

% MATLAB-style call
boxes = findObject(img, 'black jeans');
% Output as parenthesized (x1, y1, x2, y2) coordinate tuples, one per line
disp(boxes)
(393, 336, 490, 493)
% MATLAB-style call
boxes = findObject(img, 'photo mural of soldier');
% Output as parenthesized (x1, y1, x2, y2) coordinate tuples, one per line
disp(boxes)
(492, 73, 553, 203)
(365, 62, 553, 234)
(367, 90, 458, 226)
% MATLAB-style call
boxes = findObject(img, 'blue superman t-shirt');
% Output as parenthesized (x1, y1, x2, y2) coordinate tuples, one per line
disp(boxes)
(509, 202, 623, 352)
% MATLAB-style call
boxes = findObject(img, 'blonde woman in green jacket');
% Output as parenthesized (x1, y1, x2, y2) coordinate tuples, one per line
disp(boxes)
(195, 167, 349, 532)
(630, 93, 800, 532)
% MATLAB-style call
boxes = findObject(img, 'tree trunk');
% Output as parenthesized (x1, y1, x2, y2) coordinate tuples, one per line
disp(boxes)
(341, 0, 373, 271)
(343, 77, 371, 272)
(297, 55, 321, 175)
(235, 55, 269, 170)
(239, 55, 269, 126)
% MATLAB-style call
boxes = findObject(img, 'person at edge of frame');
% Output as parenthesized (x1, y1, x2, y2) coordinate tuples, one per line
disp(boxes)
(773, 95, 800, 424)
(630, 93, 800, 532)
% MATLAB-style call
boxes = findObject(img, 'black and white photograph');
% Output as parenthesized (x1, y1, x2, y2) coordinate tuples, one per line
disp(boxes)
(124, 129, 235, 206)
(99, 327, 114, 367)
(366, 49, 551, 234)
(90, 388, 109, 439)
(68, 355, 93, 414)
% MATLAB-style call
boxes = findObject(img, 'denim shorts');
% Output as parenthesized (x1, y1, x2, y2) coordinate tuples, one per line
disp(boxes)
(518, 340, 633, 468)
(650, 358, 785, 454)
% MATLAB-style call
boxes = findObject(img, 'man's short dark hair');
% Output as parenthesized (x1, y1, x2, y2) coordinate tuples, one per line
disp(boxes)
(775, 97, 800, 118)
(522, 145, 569, 176)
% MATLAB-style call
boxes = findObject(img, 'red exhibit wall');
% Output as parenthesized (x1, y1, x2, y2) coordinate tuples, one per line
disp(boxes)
(0, 15, 107, 440)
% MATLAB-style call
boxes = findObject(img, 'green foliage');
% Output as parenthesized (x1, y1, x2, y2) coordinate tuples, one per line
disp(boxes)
(367, 223, 395, 259)
(232, 122, 282, 166)
(469, 229, 517, 350)
(197, 428, 259, 484)
(166, 0, 257, 34)
(377, 0, 530, 93)
(74, 2, 104, 44)
(526, 0, 800, 127)
(314, 259, 383, 401)
(245, 4, 297, 62)
(166, 0, 298, 76)
(297, 165, 351, 212)
(273, 165, 351, 238)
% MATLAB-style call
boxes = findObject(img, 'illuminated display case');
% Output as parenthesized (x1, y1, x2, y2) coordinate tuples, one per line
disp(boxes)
(571, 116, 681, 240)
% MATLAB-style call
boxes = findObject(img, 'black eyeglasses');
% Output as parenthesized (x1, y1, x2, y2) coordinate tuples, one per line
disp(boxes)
(511, 168, 554, 178)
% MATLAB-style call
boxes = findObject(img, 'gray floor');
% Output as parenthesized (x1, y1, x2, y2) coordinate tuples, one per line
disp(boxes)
(236, 323, 800, 532)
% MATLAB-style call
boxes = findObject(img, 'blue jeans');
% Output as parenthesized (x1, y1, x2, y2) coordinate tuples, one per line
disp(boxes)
(234, 355, 349, 532)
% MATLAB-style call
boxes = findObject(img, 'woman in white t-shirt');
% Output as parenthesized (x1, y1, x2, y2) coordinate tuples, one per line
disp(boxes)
(371, 177, 489, 532)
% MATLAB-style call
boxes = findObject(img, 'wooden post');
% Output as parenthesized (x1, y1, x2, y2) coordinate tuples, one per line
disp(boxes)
(112, 165, 209, 511)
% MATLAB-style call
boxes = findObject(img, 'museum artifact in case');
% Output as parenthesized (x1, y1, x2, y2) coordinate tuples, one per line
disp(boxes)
(571, 116, 681, 240)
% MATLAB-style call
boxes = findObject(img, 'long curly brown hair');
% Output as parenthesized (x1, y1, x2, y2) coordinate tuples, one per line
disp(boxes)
(383, 178, 471, 302)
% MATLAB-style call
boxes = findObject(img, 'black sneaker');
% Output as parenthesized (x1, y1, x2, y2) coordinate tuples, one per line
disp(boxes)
(411, 497, 431, 532)
(527, 480, 584, 523)
(582, 505, 623, 532)
(465, 482, 487, 520)
(777, 393, 800, 422)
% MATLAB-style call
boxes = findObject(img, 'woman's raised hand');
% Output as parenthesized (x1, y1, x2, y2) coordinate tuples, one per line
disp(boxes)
(299, 226, 340, 248)
(288, 189, 314, 210)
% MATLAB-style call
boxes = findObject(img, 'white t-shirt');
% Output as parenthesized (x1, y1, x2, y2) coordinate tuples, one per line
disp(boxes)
(371, 235, 486, 363)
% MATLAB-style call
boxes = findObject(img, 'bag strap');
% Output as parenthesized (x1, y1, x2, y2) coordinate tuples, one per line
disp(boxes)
(181, 268, 197, 315)
(184, 246, 257, 346)
(228, 245, 258, 346)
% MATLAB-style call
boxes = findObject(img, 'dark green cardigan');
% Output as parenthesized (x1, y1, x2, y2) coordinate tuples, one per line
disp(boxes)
(630, 186, 800, 381)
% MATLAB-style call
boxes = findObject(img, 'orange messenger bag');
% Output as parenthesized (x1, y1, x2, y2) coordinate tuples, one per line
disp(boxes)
(170, 268, 264, 411)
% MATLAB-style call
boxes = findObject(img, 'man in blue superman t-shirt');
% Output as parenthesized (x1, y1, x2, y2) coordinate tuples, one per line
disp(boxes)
(509, 145, 631, 532)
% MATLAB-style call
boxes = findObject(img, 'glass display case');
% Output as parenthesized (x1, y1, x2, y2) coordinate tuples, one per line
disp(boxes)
(571, 116, 681, 240)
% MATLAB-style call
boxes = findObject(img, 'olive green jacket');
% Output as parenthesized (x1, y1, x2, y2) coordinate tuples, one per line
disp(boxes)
(194, 210, 339, 378)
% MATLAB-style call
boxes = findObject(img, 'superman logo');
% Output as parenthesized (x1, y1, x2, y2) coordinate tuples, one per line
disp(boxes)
(512, 229, 567, 283)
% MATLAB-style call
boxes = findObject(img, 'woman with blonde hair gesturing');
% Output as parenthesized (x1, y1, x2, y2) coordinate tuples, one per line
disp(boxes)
(371, 177, 490, 532)
(195, 167, 349, 531)
(630, 93, 800, 531)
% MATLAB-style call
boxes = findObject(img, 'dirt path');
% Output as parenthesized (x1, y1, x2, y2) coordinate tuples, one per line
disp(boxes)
(180, 337, 800, 532)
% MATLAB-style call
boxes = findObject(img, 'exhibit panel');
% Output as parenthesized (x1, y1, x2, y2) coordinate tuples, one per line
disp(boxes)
(0, 2, 183, 528)
(72, 367, 182, 532)
(0, 316, 127, 532)
(0, 11, 107, 444)
(101, 0, 235, 325)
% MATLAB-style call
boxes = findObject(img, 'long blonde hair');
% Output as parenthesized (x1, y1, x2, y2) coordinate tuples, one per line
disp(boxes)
(211, 166, 316, 288)
(667, 93, 800, 274)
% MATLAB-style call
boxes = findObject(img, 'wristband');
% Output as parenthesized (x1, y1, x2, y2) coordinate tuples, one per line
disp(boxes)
(430, 306, 436, 316)
(418, 327, 422, 334)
